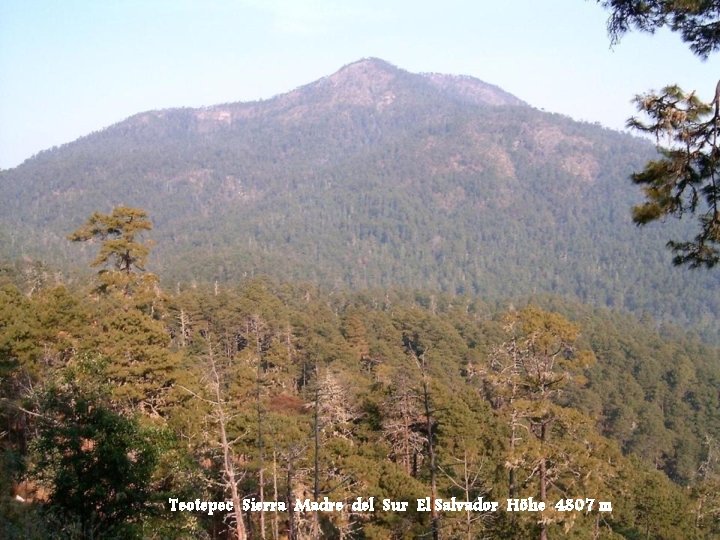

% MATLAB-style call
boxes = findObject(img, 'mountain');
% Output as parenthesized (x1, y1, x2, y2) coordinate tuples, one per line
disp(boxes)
(1, 58, 718, 340)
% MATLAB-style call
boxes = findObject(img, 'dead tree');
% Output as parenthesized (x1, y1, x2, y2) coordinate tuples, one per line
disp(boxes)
(180, 337, 248, 539)
(439, 449, 491, 540)
(381, 376, 426, 476)
(403, 333, 440, 540)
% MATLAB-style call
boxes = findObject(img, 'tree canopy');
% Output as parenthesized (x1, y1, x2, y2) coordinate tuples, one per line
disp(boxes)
(2, 263, 719, 538)
(601, 0, 720, 58)
(599, 0, 720, 268)
(68, 206, 155, 294)
(68, 206, 152, 275)
(629, 83, 720, 267)
(2, 59, 719, 338)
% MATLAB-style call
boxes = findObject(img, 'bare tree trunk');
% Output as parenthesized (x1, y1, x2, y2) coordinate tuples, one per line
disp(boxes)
(403, 413, 411, 475)
(312, 381, 322, 539)
(272, 450, 279, 540)
(284, 326, 297, 393)
(539, 421, 548, 540)
(439, 448, 486, 540)
(254, 319, 266, 539)
(208, 341, 247, 540)
(463, 452, 472, 540)
(259, 439, 266, 538)
(411, 346, 440, 540)
(509, 346, 520, 499)
(287, 457, 296, 540)
(314, 384, 320, 501)
(509, 409, 517, 496)
(179, 308, 188, 347)
(422, 375, 440, 540)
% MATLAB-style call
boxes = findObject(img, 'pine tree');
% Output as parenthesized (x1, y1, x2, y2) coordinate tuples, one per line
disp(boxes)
(600, 0, 720, 58)
(31, 355, 160, 539)
(487, 307, 602, 539)
(628, 83, 720, 267)
(68, 207, 178, 413)
(68, 206, 156, 296)
(598, 1, 720, 267)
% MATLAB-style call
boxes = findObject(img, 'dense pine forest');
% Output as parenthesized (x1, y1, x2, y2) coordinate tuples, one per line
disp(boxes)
(1, 59, 718, 343)
(1, 207, 719, 538)
(3, 0, 720, 535)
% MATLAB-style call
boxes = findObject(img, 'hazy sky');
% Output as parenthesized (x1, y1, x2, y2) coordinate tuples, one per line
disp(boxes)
(1, 0, 718, 169)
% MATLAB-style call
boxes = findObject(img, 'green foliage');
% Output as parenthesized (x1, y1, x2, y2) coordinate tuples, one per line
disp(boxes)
(600, 0, 720, 58)
(628, 469, 695, 539)
(0, 284, 37, 377)
(31, 356, 160, 539)
(485, 307, 612, 536)
(598, 1, 720, 269)
(68, 206, 155, 296)
(2, 62, 719, 339)
(628, 84, 720, 267)
(64, 208, 180, 410)
(90, 298, 180, 411)
(2, 271, 719, 537)
(68, 206, 152, 272)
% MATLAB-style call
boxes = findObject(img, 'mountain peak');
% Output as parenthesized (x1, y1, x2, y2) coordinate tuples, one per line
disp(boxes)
(327, 57, 403, 86)
(422, 72, 527, 107)
(300, 58, 525, 110)
(4, 58, 718, 341)
(291, 57, 406, 109)
(337, 57, 401, 74)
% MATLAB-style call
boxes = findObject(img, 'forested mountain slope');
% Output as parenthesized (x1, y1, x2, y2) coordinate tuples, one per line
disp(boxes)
(1, 58, 717, 339)
(2, 271, 719, 538)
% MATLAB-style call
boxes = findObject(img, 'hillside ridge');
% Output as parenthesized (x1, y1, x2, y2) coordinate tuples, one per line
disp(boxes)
(0, 59, 717, 341)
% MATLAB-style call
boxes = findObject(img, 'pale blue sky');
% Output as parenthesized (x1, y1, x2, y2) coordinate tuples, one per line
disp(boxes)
(1, 0, 718, 169)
